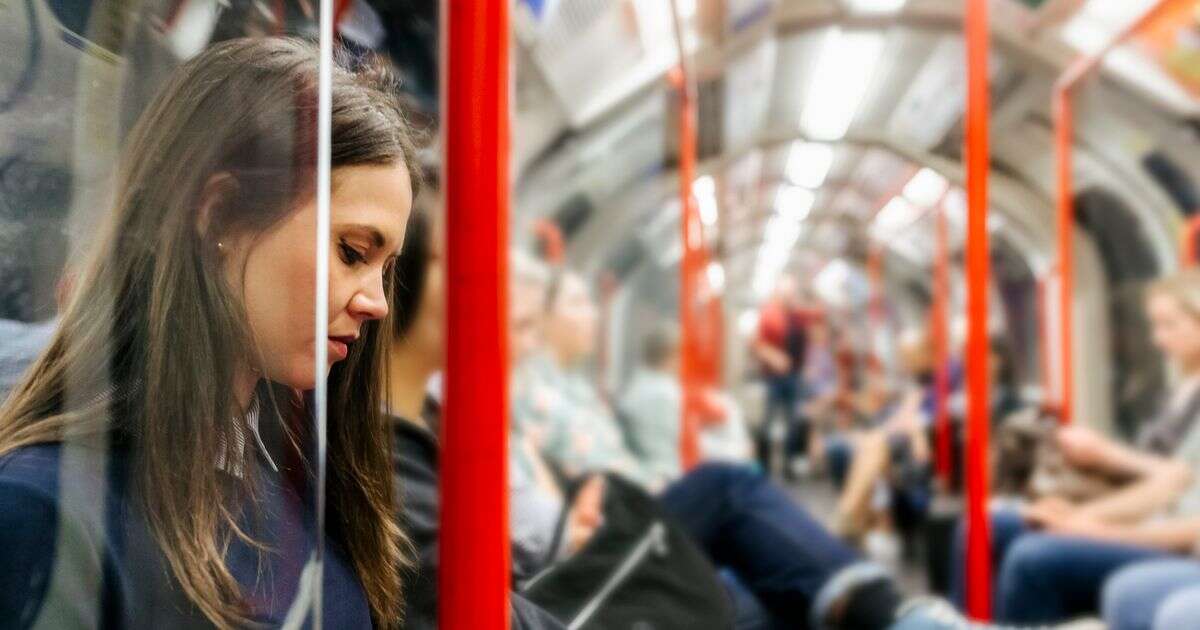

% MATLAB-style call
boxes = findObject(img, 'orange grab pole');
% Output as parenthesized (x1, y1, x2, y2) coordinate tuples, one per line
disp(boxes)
(1036, 275, 1056, 412)
(1053, 0, 1174, 425)
(1052, 82, 1076, 426)
(867, 245, 884, 344)
(671, 0, 703, 472)
(677, 77, 703, 471)
(1181, 214, 1200, 268)
(440, 1, 511, 628)
(964, 0, 994, 619)
(932, 199, 953, 486)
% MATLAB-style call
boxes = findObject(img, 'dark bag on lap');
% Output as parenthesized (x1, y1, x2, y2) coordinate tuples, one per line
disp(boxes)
(520, 474, 735, 630)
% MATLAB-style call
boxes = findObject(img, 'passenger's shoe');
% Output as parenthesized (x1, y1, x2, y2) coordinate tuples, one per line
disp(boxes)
(863, 528, 902, 569)
(887, 597, 1025, 630)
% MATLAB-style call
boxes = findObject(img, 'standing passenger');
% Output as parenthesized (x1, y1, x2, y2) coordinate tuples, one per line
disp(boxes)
(752, 274, 811, 477)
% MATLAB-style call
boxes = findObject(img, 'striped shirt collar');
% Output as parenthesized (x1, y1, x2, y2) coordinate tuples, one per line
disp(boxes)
(216, 393, 279, 477)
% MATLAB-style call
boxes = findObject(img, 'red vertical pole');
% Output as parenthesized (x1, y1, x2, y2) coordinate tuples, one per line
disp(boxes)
(1053, 84, 1076, 426)
(867, 245, 884, 347)
(671, 0, 702, 472)
(1182, 215, 1200, 268)
(1051, 0, 1173, 426)
(441, 2, 510, 628)
(932, 201, 953, 485)
(964, 0, 993, 619)
(1036, 275, 1056, 412)
(677, 78, 702, 471)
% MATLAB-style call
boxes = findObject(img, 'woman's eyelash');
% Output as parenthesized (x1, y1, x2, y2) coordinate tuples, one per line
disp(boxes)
(339, 241, 367, 264)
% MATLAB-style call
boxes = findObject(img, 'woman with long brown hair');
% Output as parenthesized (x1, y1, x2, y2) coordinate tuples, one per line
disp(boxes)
(0, 37, 418, 629)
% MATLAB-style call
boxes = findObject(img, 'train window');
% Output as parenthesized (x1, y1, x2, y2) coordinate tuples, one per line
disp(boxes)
(43, 0, 98, 46)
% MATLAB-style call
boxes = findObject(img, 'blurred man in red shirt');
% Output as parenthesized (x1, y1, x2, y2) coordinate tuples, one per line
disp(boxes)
(753, 274, 812, 478)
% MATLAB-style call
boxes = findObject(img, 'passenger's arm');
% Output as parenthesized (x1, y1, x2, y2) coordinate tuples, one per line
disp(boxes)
(1075, 460, 1194, 524)
(1113, 516, 1200, 553)
(0, 481, 101, 629)
(1047, 514, 1200, 554)
(751, 338, 791, 374)
(1057, 425, 1167, 478)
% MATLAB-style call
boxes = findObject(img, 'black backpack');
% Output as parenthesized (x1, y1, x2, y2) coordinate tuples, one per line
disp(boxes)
(520, 474, 735, 630)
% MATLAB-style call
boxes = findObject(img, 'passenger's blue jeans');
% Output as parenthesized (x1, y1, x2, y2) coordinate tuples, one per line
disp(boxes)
(950, 508, 1168, 623)
(1103, 558, 1200, 630)
(950, 509, 1028, 609)
(659, 463, 874, 628)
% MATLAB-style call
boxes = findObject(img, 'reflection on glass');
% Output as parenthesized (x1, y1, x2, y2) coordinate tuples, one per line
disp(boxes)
(0, 4, 420, 627)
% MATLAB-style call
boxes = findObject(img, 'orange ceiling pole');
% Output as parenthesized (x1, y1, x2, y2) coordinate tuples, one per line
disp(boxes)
(1053, 0, 1175, 426)
(963, 0, 994, 619)
(440, 1, 511, 628)
(931, 197, 953, 487)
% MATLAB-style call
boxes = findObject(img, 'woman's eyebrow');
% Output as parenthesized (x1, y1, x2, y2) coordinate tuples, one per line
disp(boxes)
(333, 223, 386, 248)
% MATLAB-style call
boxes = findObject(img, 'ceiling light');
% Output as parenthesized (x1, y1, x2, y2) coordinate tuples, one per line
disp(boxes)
(774, 186, 816, 223)
(871, 196, 918, 239)
(738, 309, 759, 337)
(694, 176, 719, 226)
(707, 262, 726, 292)
(785, 142, 834, 189)
(843, 0, 906, 15)
(800, 29, 885, 140)
(902, 168, 950, 208)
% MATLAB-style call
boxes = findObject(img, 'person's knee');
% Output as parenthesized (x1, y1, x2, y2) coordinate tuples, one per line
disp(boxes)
(1153, 586, 1200, 630)
(690, 461, 760, 490)
(1103, 565, 1157, 630)
(1003, 534, 1057, 575)
(997, 534, 1058, 604)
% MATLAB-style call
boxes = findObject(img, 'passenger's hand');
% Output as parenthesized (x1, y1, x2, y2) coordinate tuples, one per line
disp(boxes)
(1021, 496, 1073, 523)
(1024, 498, 1112, 539)
(566, 476, 606, 553)
(1055, 426, 1110, 469)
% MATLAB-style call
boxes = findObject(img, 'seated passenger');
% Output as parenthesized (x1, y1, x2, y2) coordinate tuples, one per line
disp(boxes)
(952, 271, 1200, 623)
(515, 267, 1019, 630)
(383, 212, 564, 629)
(0, 318, 55, 400)
(0, 38, 415, 628)
(616, 323, 752, 487)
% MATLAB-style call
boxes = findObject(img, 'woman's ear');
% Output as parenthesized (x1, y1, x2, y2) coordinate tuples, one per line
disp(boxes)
(195, 172, 240, 246)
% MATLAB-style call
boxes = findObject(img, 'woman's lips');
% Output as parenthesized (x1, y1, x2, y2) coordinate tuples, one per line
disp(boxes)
(327, 337, 352, 361)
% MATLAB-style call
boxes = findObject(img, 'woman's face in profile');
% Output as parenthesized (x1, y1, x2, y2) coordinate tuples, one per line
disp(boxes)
(547, 274, 599, 363)
(1146, 293, 1200, 367)
(223, 163, 412, 390)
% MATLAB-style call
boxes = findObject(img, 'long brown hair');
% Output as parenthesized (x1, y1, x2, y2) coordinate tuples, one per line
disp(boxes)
(0, 37, 420, 629)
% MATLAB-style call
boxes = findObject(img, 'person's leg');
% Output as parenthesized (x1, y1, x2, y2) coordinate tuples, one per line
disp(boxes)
(835, 430, 890, 537)
(1153, 583, 1200, 630)
(658, 463, 897, 628)
(757, 378, 788, 476)
(824, 434, 854, 490)
(995, 533, 1168, 623)
(718, 569, 787, 630)
(950, 509, 1026, 609)
(1102, 559, 1200, 630)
